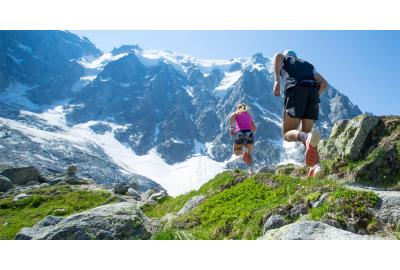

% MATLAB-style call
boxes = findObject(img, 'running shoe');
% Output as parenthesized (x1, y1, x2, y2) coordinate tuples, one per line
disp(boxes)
(305, 130, 320, 167)
(307, 163, 324, 179)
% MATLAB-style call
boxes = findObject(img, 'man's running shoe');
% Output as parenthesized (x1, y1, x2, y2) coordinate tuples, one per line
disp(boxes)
(307, 163, 324, 179)
(305, 130, 320, 167)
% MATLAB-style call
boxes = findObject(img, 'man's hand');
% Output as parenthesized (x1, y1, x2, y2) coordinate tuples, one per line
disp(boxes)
(314, 72, 328, 96)
(273, 81, 280, 97)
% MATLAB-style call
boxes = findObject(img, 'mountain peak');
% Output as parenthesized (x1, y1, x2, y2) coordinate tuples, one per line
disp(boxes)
(111, 44, 142, 55)
(251, 53, 268, 65)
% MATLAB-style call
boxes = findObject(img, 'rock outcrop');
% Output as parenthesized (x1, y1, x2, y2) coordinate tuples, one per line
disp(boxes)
(0, 175, 15, 192)
(16, 202, 154, 240)
(0, 166, 47, 186)
(260, 221, 379, 240)
(177, 195, 205, 216)
(262, 214, 286, 233)
(319, 114, 400, 186)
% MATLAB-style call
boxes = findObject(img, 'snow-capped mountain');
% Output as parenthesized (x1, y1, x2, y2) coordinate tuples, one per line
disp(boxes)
(0, 31, 362, 195)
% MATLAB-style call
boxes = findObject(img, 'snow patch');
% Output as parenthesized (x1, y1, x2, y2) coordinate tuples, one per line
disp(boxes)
(1, 106, 227, 196)
(0, 83, 40, 110)
(215, 71, 242, 97)
(183, 85, 194, 97)
(77, 52, 127, 70)
(136, 49, 249, 74)
(194, 139, 207, 155)
(278, 140, 303, 166)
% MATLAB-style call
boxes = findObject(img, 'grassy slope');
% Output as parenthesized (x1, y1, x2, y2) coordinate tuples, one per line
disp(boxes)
(145, 171, 380, 240)
(0, 184, 117, 239)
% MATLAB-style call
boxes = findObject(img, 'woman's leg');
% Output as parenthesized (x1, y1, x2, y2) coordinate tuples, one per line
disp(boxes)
(243, 144, 254, 166)
(233, 143, 243, 156)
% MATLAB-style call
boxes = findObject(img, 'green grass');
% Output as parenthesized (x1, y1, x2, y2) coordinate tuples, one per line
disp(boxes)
(143, 191, 199, 218)
(310, 187, 379, 230)
(143, 171, 243, 218)
(151, 171, 367, 240)
(153, 229, 196, 240)
(0, 184, 117, 239)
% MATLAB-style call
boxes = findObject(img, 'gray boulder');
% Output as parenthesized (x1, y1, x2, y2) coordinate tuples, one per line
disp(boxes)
(319, 115, 400, 185)
(127, 188, 141, 200)
(112, 180, 138, 195)
(25, 181, 40, 187)
(290, 204, 308, 218)
(375, 190, 400, 226)
(16, 202, 153, 240)
(1, 166, 47, 185)
(143, 189, 168, 204)
(319, 114, 380, 161)
(312, 192, 329, 208)
(13, 193, 31, 202)
(48, 177, 66, 186)
(64, 164, 86, 185)
(262, 214, 286, 233)
(260, 221, 378, 240)
(0, 175, 15, 192)
(177, 195, 205, 216)
(113, 183, 129, 195)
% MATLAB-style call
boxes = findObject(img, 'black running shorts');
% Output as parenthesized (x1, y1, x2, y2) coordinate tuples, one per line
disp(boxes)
(284, 86, 320, 120)
(234, 130, 254, 145)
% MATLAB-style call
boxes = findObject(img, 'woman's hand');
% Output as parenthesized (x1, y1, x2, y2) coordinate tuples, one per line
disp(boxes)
(229, 127, 236, 136)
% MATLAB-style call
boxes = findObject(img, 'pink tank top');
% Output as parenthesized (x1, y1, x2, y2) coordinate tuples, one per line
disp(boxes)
(235, 111, 253, 132)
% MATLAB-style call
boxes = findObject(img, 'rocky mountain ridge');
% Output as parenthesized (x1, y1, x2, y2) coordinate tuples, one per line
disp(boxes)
(0, 30, 362, 195)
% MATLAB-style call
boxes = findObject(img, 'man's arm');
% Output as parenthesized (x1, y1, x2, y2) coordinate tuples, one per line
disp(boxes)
(314, 72, 328, 95)
(273, 53, 284, 96)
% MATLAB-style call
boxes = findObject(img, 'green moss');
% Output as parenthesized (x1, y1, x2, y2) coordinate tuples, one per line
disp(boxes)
(154, 173, 342, 240)
(152, 229, 196, 240)
(306, 192, 321, 203)
(143, 171, 239, 218)
(150, 170, 385, 240)
(0, 184, 117, 239)
(310, 187, 379, 228)
(184, 178, 280, 239)
(143, 191, 198, 218)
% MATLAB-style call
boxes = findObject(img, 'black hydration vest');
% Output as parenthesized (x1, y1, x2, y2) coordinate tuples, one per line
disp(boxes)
(281, 55, 319, 91)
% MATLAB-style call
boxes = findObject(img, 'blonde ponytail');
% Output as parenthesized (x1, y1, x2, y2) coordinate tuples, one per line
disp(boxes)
(235, 103, 249, 114)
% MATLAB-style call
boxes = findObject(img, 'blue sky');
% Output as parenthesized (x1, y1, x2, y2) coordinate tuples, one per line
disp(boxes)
(73, 31, 400, 116)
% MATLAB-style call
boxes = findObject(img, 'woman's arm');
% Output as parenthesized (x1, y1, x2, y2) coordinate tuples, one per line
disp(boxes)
(251, 120, 257, 132)
(229, 113, 236, 135)
(229, 113, 236, 128)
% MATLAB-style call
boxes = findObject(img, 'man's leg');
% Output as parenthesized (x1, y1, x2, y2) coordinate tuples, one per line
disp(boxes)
(283, 112, 302, 142)
(300, 118, 320, 167)
(297, 118, 315, 144)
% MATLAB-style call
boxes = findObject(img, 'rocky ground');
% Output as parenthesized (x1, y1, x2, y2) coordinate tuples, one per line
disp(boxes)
(0, 114, 398, 240)
(0, 165, 166, 239)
